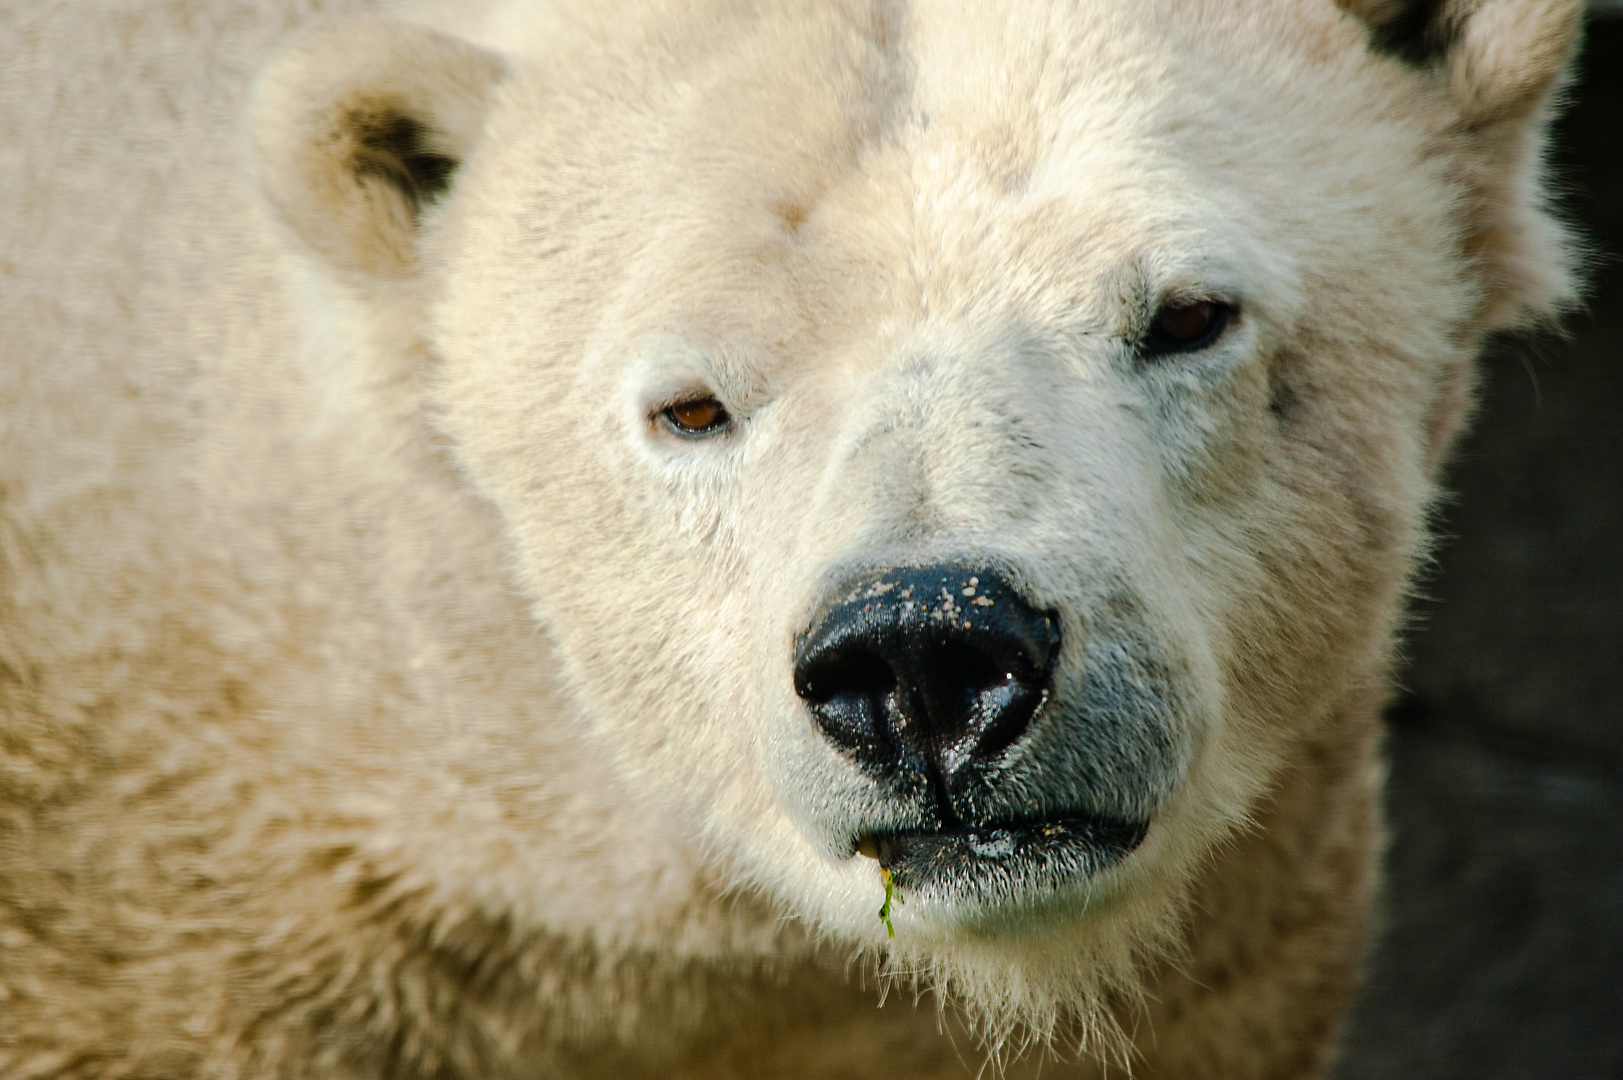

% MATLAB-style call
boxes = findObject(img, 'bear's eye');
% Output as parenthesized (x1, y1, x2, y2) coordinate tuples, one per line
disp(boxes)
(1141, 299, 1235, 356)
(661, 396, 732, 437)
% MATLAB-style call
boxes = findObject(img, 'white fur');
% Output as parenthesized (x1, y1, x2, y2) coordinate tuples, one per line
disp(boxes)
(0, 0, 1579, 1075)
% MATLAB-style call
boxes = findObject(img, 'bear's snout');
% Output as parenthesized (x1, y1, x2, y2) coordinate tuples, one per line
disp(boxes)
(792, 564, 1057, 808)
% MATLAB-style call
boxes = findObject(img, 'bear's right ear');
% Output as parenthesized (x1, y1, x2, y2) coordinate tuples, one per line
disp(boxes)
(250, 18, 507, 280)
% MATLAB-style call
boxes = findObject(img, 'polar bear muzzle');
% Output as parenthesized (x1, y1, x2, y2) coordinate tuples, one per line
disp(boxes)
(793, 564, 1165, 905)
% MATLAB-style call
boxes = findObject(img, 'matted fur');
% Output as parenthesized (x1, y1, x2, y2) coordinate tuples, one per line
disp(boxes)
(0, 0, 1579, 1077)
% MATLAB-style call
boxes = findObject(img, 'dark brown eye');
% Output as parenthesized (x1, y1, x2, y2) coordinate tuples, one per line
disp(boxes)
(1142, 299, 1233, 355)
(662, 396, 731, 436)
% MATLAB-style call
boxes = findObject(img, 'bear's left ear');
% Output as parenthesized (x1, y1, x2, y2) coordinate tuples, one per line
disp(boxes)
(1342, 0, 1583, 127)
(250, 17, 507, 281)
(1339, 0, 1583, 330)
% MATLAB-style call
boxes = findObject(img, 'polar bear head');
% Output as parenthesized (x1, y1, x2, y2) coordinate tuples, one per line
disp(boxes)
(251, 0, 1579, 1040)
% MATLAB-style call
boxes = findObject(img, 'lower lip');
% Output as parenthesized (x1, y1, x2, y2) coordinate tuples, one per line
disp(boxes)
(865, 815, 1149, 902)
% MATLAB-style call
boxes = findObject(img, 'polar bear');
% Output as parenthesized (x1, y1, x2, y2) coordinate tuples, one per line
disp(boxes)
(0, 0, 1579, 1077)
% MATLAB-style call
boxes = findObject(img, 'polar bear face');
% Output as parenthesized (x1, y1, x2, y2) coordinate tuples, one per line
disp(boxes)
(253, 0, 1576, 1017)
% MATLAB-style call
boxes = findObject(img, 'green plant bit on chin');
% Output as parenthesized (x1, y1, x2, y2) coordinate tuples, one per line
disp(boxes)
(878, 867, 904, 939)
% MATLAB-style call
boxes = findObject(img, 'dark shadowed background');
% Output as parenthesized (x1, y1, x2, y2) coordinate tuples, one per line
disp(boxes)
(1335, 12, 1623, 1079)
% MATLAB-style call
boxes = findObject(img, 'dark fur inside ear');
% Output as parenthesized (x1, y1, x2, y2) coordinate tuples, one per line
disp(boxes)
(251, 17, 506, 280)
(1369, 0, 1454, 65)
(1340, 0, 1582, 128)
(348, 106, 460, 219)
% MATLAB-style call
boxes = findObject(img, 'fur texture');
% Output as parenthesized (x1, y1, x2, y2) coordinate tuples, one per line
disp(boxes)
(0, 0, 1579, 1077)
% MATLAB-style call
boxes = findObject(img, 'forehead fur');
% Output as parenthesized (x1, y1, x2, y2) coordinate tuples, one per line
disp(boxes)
(430, 0, 1469, 378)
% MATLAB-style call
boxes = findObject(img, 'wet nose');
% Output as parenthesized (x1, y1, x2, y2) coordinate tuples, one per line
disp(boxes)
(792, 564, 1058, 790)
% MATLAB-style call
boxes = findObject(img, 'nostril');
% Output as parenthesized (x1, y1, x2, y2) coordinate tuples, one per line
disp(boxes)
(931, 641, 1009, 705)
(794, 648, 900, 755)
(795, 649, 895, 707)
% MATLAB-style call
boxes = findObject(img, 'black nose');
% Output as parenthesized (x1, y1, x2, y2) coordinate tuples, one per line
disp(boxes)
(793, 564, 1058, 793)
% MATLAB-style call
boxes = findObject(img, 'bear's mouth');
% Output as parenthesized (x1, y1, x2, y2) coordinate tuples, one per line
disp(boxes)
(860, 813, 1149, 902)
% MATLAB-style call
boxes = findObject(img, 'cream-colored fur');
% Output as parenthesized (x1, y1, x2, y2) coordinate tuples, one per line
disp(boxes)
(0, 0, 1579, 1077)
